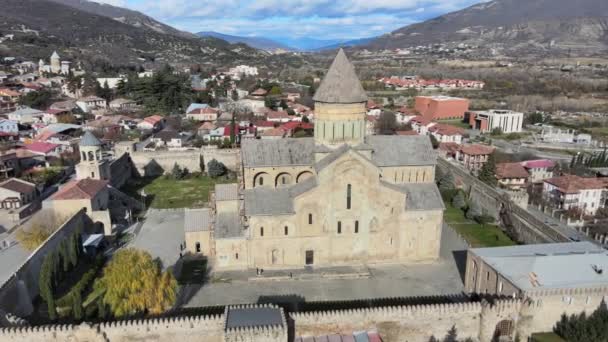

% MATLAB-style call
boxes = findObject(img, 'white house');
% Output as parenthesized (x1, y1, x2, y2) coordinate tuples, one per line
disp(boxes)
(7, 106, 44, 124)
(470, 109, 524, 134)
(109, 98, 137, 110)
(410, 116, 435, 135)
(137, 115, 164, 131)
(96, 77, 125, 89)
(428, 123, 464, 144)
(521, 159, 555, 183)
(543, 175, 606, 216)
(76, 96, 107, 113)
(0, 119, 18, 134)
(187, 107, 219, 122)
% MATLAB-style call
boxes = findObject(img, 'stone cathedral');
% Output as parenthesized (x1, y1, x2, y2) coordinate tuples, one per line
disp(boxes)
(185, 49, 445, 270)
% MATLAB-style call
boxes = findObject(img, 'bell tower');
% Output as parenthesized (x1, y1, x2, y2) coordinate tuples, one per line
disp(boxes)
(313, 49, 368, 148)
(76, 131, 110, 181)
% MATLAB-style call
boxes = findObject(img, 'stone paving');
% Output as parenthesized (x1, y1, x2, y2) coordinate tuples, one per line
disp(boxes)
(181, 223, 469, 307)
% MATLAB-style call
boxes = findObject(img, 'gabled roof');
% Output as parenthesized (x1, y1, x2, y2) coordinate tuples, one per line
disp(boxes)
(25, 141, 60, 154)
(50, 178, 108, 200)
(241, 138, 315, 167)
(459, 144, 494, 156)
(80, 131, 103, 147)
(0, 178, 36, 194)
(521, 159, 555, 169)
(366, 135, 436, 167)
(544, 175, 605, 193)
(496, 162, 530, 180)
(313, 49, 368, 104)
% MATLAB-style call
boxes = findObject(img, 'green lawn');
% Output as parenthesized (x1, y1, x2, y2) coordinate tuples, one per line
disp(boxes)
(437, 119, 471, 129)
(531, 332, 566, 342)
(444, 203, 516, 248)
(122, 174, 235, 209)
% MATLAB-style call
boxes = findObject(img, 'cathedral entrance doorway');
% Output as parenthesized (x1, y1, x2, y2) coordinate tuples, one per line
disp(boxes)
(272, 249, 279, 264)
(305, 250, 314, 265)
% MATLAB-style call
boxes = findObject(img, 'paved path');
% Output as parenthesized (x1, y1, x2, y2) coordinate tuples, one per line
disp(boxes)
(182, 224, 468, 307)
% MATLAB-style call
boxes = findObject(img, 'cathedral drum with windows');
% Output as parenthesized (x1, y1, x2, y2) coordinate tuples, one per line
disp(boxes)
(184, 49, 445, 270)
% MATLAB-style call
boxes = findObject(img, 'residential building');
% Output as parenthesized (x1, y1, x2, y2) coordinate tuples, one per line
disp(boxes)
(96, 77, 125, 89)
(410, 116, 435, 135)
(521, 159, 555, 183)
(267, 110, 292, 123)
(228, 65, 258, 78)
(76, 96, 107, 113)
(465, 242, 607, 296)
(25, 141, 64, 158)
(0, 178, 37, 209)
(0, 119, 18, 134)
(50, 100, 77, 112)
(109, 98, 137, 110)
(542, 175, 606, 216)
(495, 162, 530, 190)
(428, 123, 464, 144)
(197, 122, 217, 137)
(0, 152, 20, 179)
(469, 109, 524, 134)
(250, 88, 268, 98)
(7, 106, 44, 124)
(184, 49, 444, 270)
(280, 122, 313, 137)
(137, 115, 165, 131)
(414, 96, 469, 120)
(456, 144, 495, 175)
(187, 107, 219, 122)
(260, 127, 285, 139)
(366, 100, 382, 116)
(152, 129, 189, 148)
(42, 109, 71, 124)
(47, 178, 109, 218)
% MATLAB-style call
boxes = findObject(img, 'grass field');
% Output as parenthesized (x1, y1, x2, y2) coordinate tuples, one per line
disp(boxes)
(123, 175, 235, 209)
(444, 203, 516, 248)
(438, 119, 471, 129)
(530, 332, 566, 342)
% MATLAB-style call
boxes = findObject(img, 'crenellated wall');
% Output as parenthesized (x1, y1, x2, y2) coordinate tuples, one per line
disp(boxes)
(125, 148, 239, 176)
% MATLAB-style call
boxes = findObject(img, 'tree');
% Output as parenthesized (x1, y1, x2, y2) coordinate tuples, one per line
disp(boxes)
(376, 111, 397, 134)
(39, 252, 57, 320)
(554, 300, 608, 342)
(478, 152, 497, 186)
(72, 290, 83, 320)
(269, 85, 282, 95)
(19, 89, 55, 109)
(452, 191, 467, 210)
(439, 172, 456, 192)
(279, 99, 288, 110)
(16, 221, 59, 251)
(81, 75, 98, 96)
(302, 115, 310, 123)
(171, 163, 183, 180)
(231, 89, 239, 101)
(199, 155, 205, 173)
(97, 249, 177, 317)
(466, 201, 482, 220)
(429, 134, 440, 149)
(207, 159, 227, 178)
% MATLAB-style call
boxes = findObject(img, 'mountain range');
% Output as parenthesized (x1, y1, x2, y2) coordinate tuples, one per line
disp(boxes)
(365, 0, 608, 56)
(0, 0, 265, 67)
(198, 31, 374, 52)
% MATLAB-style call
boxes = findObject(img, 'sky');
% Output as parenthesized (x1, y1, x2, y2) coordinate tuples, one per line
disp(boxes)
(93, 0, 485, 42)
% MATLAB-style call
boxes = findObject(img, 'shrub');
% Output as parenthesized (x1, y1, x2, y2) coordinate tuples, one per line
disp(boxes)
(452, 191, 467, 210)
(207, 159, 227, 178)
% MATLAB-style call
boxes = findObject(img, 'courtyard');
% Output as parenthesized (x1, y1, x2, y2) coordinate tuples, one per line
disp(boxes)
(122, 174, 235, 209)
(129, 209, 470, 307)
(444, 203, 516, 248)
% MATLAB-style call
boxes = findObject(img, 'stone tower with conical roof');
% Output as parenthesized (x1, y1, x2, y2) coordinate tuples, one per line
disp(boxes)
(313, 49, 368, 148)
(50, 51, 61, 74)
(76, 131, 110, 181)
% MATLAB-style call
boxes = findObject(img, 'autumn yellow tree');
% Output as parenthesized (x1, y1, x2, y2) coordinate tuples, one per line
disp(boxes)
(97, 248, 177, 317)
(16, 216, 66, 251)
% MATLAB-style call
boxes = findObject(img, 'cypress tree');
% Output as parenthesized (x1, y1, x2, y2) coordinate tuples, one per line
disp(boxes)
(478, 152, 497, 186)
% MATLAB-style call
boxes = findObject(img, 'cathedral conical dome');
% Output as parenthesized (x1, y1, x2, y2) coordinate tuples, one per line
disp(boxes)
(313, 49, 368, 104)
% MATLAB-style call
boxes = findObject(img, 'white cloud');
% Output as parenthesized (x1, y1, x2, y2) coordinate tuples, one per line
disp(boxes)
(91, 0, 127, 6)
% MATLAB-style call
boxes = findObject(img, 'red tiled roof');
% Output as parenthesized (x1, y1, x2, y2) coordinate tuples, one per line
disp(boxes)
(459, 144, 494, 155)
(439, 142, 460, 153)
(198, 122, 216, 130)
(0, 178, 36, 194)
(263, 128, 285, 137)
(396, 130, 418, 136)
(521, 159, 555, 169)
(410, 115, 432, 126)
(254, 120, 276, 128)
(496, 162, 530, 179)
(25, 141, 60, 154)
(251, 88, 268, 96)
(428, 123, 465, 136)
(267, 110, 290, 120)
(35, 130, 57, 141)
(188, 107, 219, 115)
(50, 178, 108, 200)
(0, 88, 21, 97)
(281, 121, 313, 131)
(144, 115, 163, 125)
(544, 175, 605, 194)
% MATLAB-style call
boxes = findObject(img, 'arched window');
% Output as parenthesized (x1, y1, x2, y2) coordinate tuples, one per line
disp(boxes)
(195, 242, 201, 253)
(260, 227, 264, 237)
(284, 226, 288, 235)
(355, 221, 359, 233)
(81, 151, 86, 161)
(235, 253, 239, 260)
(308, 213, 313, 225)
(346, 184, 352, 209)
(259, 177, 264, 186)
(337, 221, 342, 234)
(88, 151, 94, 161)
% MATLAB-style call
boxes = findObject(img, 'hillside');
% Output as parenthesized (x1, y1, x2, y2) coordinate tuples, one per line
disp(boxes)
(47, 0, 196, 39)
(366, 0, 608, 57)
(0, 0, 266, 68)
(197, 31, 292, 52)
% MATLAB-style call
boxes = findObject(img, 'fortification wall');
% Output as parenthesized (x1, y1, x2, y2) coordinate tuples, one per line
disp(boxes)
(127, 148, 239, 176)
(0, 209, 92, 317)
(109, 153, 134, 188)
(99, 314, 224, 342)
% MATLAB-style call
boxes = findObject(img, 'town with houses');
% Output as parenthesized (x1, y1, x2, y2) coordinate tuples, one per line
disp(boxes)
(0, 2, 608, 341)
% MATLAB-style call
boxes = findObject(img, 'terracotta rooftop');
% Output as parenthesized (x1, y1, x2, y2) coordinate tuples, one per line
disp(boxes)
(143, 115, 163, 125)
(0, 178, 36, 194)
(428, 123, 465, 136)
(50, 178, 108, 200)
(544, 175, 606, 194)
(521, 159, 556, 169)
(25, 141, 60, 154)
(263, 128, 286, 137)
(410, 115, 432, 126)
(188, 107, 219, 115)
(251, 88, 268, 96)
(496, 162, 530, 180)
(460, 144, 494, 155)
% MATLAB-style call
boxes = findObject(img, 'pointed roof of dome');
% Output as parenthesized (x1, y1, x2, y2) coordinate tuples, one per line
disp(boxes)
(313, 49, 367, 104)
(80, 131, 102, 147)
(51, 51, 60, 59)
